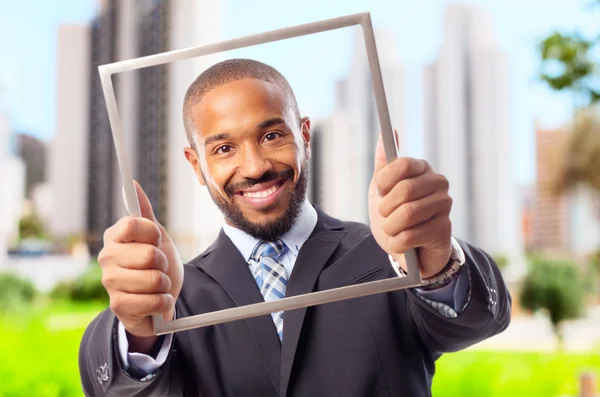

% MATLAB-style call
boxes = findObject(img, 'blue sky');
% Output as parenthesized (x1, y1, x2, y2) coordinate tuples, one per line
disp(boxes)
(0, 0, 596, 185)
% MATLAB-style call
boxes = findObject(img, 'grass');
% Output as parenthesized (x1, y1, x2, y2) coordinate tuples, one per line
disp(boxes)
(0, 301, 106, 397)
(0, 301, 598, 396)
(433, 350, 600, 397)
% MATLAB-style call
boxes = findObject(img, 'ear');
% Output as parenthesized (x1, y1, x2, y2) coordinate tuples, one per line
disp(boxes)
(183, 146, 206, 186)
(300, 117, 312, 159)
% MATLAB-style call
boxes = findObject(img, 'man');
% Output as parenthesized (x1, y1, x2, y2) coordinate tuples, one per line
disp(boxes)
(79, 59, 511, 397)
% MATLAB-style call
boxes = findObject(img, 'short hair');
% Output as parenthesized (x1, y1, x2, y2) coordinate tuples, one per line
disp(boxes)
(183, 58, 301, 152)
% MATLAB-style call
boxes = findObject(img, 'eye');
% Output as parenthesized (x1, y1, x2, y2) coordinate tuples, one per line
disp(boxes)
(215, 145, 232, 154)
(263, 132, 282, 142)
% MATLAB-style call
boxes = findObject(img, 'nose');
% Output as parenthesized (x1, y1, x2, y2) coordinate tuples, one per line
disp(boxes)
(238, 144, 273, 179)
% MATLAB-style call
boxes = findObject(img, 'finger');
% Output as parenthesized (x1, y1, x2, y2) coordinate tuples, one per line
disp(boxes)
(376, 157, 431, 197)
(134, 181, 158, 223)
(372, 134, 387, 176)
(378, 173, 449, 218)
(110, 292, 175, 320)
(104, 216, 161, 245)
(382, 191, 452, 237)
(99, 243, 169, 273)
(102, 267, 172, 294)
(387, 213, 451, 254)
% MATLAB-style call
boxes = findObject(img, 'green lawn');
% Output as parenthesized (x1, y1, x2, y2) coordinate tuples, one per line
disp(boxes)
(0, 301, 106, 397)
(433, 350, 600, 397)
(0, 303, 598, 397)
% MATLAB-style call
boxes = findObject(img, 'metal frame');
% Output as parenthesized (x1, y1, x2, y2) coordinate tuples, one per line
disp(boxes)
(98, 11, 424, 336)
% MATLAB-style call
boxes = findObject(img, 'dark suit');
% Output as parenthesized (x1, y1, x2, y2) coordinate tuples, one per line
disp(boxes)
(79, 208, 511, 397)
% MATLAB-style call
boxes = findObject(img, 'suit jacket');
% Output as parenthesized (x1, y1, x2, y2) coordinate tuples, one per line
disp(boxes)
(79, 208, 511, 397)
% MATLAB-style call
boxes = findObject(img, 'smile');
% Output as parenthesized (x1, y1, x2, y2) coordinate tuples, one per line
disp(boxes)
(236, 179, 288, 209)
(242, 184, 279, 198)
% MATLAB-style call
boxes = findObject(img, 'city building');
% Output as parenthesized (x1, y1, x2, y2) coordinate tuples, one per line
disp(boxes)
(56, 0, 223, 257)
(49, 24, 90, 243)
(86, 1, 118, 254)
(14, 133, 47, 198)
(315, 28, 407, 224)
(531, 124, 600, 256)
(423, 3, 522, 260)
(530, 125, 570, 252)
(0, 113, 26, 266)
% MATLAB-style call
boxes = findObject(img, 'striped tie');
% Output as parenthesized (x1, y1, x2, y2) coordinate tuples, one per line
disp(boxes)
(250, 240, 288, 341)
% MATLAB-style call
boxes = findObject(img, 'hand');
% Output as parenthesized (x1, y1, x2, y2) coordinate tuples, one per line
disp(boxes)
(368, 134, 453, 279)
(98, 181, 184, 353)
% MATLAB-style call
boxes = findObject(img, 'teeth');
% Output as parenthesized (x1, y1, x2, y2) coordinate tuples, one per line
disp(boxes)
(244, 185, 277, 198)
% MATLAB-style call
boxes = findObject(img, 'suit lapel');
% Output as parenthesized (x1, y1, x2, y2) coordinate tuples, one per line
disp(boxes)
(197, 231, 282, 395)
(280, 208, 346, 397)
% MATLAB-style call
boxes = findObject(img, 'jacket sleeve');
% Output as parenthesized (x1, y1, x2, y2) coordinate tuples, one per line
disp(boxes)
(407, 238, 512, 354)
(78, 308, 184, 397)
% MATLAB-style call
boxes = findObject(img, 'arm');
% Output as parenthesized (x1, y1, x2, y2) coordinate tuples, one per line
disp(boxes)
(406, 238, 511, 353)
(389, 238, 471, 317)
(117, 308, 176, 378)
(78, 308, 183, 397)
(118, 321, 173, 379)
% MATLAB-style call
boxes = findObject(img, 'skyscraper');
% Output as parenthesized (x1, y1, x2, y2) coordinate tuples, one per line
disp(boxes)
(86, 0, 119, 254)
(531, 123, 600, 255)
(79, 0, 221, 257)
(149, 0, 223, 261)
(316, 28, 406, 224)
(15, 133, 47, 198)
(0, 113, 26, 266)
(531, 125, 569, 252)
(50, 24, 90, 241)
(423, 4, 522, 258)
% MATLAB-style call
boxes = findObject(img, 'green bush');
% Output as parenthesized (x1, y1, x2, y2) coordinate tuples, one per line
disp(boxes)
(51, 263, 109, 305)
(520, 258, 585, 346)
(0, 272, 37, 312)
(18, 213, 48, 240)
(493, 254, 509, 271)
(588, 250, 600, 295)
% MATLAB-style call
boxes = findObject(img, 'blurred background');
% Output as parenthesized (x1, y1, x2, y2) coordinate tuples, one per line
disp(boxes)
(0, 0, 599, 395)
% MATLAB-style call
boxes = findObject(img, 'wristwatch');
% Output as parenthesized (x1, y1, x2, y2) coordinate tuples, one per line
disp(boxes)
(390, 236, 466, 290)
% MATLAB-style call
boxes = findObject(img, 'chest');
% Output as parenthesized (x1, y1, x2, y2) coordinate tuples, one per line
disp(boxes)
(173, 266, 431, 397)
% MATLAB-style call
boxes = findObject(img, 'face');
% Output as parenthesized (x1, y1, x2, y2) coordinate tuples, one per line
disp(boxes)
(184, 78, 311, 241)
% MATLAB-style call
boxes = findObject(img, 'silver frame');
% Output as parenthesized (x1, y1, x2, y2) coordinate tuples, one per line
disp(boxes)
(98, 11, 424, 336)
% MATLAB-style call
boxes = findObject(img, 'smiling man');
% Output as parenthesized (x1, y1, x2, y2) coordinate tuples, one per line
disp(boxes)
(79, 59, 511, 397)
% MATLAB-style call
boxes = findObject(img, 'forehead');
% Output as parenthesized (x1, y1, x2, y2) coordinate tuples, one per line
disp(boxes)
(190, 78, 291, 137)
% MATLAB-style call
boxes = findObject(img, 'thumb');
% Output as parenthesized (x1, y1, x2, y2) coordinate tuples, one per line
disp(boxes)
(373, 133, 387, 176)
(373, 129, 400, 175)
(133, 181, 157, 223)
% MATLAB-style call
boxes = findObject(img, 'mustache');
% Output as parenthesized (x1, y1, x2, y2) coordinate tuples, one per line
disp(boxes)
(224, 168, 294, 196)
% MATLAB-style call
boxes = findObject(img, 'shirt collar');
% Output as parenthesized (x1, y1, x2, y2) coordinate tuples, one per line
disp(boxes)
(222, 199, 317, 262)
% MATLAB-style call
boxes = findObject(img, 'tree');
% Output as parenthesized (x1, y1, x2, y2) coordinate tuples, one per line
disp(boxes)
(18, 213, 48, 240)
(520, 258, 586, 349)
(538, 1, 600, 236)
(550, 109, 600, 205)
(538, 0, 600, 106)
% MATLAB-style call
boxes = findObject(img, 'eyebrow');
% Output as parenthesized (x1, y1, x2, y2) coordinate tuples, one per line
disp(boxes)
(258, 117, 286, 129)
(203, 118, 287, 147)
(203, 132, 229, 147)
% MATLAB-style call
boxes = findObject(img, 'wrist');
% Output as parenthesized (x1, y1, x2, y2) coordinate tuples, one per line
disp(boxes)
(419, 237, 466, 290)
(127, 333, 161, 356)
(127, 307, 174, 356)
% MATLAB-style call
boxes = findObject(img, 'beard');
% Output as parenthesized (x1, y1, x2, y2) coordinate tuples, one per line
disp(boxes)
(204, 159, 309, 241)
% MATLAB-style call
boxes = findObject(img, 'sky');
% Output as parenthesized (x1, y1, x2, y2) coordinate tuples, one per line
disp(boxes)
(0, 0, 597, 185)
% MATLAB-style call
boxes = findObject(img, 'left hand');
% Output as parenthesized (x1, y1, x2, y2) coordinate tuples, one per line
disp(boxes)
(369, 134, 453, 278)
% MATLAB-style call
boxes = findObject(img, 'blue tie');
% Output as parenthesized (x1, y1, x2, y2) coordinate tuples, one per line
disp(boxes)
(250, 240, 288, 341)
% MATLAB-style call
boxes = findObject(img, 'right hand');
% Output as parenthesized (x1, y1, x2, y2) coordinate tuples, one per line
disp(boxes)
(98, 181, 184, 349)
